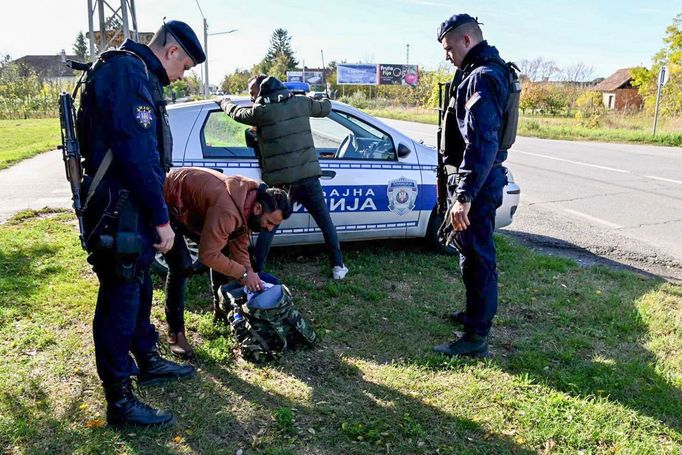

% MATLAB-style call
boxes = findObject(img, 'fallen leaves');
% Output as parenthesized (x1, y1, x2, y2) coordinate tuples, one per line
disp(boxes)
(84, 418, 105, 429)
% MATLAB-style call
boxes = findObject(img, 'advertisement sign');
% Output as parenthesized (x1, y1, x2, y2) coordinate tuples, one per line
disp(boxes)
(337, 64, 379, 85)
(379, 64, 419, 86)
(286, 70, 324, 85)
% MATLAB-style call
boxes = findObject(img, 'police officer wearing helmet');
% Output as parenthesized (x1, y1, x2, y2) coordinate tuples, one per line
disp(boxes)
(433, 14, 519, 357)
(78, 20, 205, 427)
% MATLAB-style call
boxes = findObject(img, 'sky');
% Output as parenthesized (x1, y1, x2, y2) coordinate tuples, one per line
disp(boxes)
(0, 0, 679, 86)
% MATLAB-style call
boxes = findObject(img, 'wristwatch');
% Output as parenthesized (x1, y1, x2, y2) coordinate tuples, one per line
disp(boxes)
(240, 269, 248, 281)
(456, 192, 472, 203)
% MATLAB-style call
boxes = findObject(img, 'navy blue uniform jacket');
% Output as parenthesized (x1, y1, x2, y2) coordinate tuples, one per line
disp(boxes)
(84, 40, 170, 227)
(454, 41, 510, 199)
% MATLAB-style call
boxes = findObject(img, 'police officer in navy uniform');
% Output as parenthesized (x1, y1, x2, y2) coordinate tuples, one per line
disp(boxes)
(433, 14, 518, 357)
(78, 20, 205, 427)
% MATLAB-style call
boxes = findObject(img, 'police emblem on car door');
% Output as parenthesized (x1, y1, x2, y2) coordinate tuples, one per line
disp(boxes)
(387, 177, 418, 216)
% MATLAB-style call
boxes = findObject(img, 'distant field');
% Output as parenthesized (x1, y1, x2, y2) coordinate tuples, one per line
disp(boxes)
(0, 118, 60, 170)
(363, 107, 682, 147)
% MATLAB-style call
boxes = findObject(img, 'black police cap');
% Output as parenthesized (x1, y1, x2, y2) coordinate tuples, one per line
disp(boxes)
(163, 20, 206, 64)
(436, 14, 481, 42)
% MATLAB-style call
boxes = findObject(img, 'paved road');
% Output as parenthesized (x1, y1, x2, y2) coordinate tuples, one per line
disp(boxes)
(2, 121, 681, 280)
(0, 149, 71, 222)
(380, 117, 682, 281)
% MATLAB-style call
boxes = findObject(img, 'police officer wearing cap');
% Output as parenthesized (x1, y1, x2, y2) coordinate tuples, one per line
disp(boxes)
(433, 14, 520, 357)
(78, 20, 205, 427)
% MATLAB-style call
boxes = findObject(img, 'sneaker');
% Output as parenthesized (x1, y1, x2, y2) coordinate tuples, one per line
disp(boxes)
(332, 265, 349, 280)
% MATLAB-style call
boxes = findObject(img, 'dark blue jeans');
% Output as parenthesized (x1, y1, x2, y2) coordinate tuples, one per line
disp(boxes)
(164, 232, 193, 333)
(458, 166, 507, 337)
(254, 176, 344, 272)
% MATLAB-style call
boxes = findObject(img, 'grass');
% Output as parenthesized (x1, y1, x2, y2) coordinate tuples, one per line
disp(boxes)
(364, 107, 682, 147)
(1, 210, 681, 453)
(0, 118, 60, 170)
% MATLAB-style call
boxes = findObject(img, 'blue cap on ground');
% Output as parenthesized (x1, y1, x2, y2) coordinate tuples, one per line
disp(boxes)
(436, 14, 480, 42)
(163, 20, 206, 64)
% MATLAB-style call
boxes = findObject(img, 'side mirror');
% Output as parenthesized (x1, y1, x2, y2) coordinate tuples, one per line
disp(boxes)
(397, 143, 411, 158)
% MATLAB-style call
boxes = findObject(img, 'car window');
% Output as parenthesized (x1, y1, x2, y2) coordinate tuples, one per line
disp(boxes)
(201, 110, 256, 158)
(310, 111, 396, 161)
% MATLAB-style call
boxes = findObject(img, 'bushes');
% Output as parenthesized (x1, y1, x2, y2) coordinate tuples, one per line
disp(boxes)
(574, 90, 606, 127)
(0, 60, 71, 120)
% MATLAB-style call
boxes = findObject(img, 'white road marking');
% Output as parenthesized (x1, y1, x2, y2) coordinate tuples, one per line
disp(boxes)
(562, 208, 622, 229)
(645, 175, 682, 185)
(515, 150, 631, 174)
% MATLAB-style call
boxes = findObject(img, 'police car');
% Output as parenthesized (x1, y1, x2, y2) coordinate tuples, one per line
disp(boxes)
(155, 98, 520, 272)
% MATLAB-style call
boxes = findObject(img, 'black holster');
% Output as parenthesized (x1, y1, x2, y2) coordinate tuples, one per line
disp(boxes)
(86, 190, 143, 282)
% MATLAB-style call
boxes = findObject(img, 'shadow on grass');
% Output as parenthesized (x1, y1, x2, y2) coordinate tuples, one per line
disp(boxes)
(264, 235, 682, 436)
(0, 243, 63, 327)
(184, 358, 533, 454)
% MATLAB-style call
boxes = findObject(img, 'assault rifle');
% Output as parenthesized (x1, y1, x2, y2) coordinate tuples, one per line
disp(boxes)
(436, 81, 451, 216)
(58, 92, 86, 249)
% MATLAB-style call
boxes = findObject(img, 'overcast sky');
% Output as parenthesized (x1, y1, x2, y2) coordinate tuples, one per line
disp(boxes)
(0, 0, 679, 86)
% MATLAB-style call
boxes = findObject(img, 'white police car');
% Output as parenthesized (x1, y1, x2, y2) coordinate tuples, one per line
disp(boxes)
(155, 98, 520, 272)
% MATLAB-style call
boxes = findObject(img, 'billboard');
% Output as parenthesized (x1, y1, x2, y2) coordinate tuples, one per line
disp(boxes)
(379, 64, 419, 86)
(286, 70, 324, 85)
(337, 64, 379, 85)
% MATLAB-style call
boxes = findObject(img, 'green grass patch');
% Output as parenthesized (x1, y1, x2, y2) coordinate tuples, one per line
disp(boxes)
(364, 107, 682, 147)
(0, 118, 60, 170)
(1, 211, 681, 453)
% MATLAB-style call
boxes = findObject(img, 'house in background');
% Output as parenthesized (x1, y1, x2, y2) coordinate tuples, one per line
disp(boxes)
(12, 51, 79, 85)
(592, 68, 643, 112)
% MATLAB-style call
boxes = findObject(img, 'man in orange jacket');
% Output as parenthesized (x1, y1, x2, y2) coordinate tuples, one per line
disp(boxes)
(162, 167, 291, 357)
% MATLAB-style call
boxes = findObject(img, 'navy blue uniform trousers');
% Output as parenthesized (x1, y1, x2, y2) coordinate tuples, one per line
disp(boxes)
(91, 233, 158, 384)
(458, 165, 507, 337)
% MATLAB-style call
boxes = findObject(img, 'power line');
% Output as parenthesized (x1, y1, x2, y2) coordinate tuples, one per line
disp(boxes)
(194, 0, 205, 20)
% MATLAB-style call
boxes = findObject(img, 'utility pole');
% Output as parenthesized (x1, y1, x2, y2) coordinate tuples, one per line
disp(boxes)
(86, 0, 139, 60)
(195, 0, 236, 97)
(406, 44, 410, 65)
(203, 18, 209, 97)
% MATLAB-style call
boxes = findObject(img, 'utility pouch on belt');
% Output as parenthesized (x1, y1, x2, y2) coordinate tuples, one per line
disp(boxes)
(86, 190, 143, 282)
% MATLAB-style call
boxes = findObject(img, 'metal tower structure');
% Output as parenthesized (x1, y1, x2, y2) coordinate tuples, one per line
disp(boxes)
(86, 0, 139, 60)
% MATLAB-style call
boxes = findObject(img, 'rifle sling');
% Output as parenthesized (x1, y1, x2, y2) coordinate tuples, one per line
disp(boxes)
(84, 149, 113, 209)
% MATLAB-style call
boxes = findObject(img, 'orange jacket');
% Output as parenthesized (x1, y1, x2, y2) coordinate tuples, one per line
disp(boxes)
(164, 168, 258, 278)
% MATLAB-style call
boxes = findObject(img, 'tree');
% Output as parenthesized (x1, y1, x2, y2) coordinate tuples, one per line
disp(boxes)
(220, 69, 251, 95)
(631, 11, 682, 115)
(73, 31, 89, 61)
(518, 57, 559, 82)
(264, 28, 297, 71)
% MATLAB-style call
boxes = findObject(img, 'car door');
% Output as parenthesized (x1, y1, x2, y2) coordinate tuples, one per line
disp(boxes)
(310, 110, 423, 242)
(186, 107, 310, 238)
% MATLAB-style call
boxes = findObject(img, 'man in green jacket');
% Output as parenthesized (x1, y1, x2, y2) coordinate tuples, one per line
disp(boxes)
(219, 76, 348, 280)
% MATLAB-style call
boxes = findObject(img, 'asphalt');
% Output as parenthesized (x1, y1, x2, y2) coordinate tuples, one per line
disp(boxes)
(379, 117, 682, 282)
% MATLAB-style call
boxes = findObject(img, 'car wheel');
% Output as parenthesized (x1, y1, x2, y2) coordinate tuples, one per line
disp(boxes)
(426, 209, 459, 256)
(151, 236, 203, 276)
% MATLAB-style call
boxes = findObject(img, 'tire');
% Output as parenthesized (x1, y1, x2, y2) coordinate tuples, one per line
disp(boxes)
(151, 236, 204, 277)
(426, 209, 459, 256)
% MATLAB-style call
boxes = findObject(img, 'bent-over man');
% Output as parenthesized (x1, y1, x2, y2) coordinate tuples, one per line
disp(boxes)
(163, 167, 291, 357)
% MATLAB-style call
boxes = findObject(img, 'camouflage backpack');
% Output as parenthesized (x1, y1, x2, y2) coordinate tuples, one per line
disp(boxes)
(218, 281, 318, 362)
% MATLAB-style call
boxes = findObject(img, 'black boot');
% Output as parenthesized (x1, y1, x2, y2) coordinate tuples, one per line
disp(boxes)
(433, 333, 489, 357)
(136, 351, 196, 386)
(105, 378, 175, 427)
